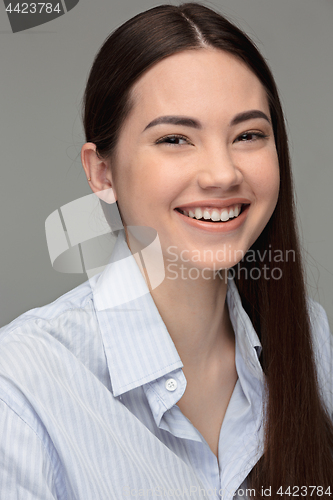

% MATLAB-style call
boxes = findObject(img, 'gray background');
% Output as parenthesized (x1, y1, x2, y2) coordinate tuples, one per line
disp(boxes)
(0, 0, 332, 330)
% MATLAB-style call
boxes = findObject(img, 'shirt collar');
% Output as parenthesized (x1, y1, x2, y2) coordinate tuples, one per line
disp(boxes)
(92, 230, 183, 397)
(92, 230, 263, 397)
(226, 272, 263, 381)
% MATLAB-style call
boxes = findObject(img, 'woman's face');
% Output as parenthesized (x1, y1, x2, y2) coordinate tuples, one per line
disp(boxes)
(108, 48, 280, 271)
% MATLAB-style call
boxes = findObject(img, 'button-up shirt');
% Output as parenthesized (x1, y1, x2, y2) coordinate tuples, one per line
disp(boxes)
(0, 229, 332, 499)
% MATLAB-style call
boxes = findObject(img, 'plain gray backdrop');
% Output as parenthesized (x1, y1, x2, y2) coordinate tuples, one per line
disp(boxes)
(0, 0, 332, 330)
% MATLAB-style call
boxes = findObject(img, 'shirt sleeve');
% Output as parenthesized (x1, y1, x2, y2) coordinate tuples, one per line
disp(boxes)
(0, 398, 60, 499)
(309, 300, 333, 421)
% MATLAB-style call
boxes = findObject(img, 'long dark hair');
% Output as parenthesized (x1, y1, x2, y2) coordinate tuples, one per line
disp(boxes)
(81, 2, 333, 495)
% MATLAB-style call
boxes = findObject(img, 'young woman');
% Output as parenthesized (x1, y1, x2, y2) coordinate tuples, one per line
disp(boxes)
(0, 3, 332, 499)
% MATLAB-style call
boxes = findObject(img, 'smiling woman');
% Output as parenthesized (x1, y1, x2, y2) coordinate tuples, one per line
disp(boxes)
(0, 2, 332, 499)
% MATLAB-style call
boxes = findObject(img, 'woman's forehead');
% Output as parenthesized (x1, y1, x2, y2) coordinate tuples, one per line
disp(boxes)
(129, 48, 269, 123)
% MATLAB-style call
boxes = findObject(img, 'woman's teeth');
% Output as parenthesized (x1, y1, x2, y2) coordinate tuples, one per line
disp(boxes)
(179, 204, 243, 222)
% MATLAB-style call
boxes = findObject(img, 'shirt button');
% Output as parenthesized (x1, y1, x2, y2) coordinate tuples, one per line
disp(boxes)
(165, 378, 177, 391)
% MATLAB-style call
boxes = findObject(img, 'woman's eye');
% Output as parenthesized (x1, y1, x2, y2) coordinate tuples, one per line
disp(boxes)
(234, 131, 269, 143)
(155, 134, 190, 146)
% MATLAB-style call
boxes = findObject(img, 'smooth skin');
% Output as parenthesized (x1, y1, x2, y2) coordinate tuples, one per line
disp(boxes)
(81, 48, 280, 459)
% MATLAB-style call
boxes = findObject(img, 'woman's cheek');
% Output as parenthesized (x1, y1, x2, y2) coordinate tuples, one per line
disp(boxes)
(251, 154, 279, 195)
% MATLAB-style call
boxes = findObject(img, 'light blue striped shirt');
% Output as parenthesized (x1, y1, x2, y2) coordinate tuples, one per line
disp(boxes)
(0, 229, 332, 499)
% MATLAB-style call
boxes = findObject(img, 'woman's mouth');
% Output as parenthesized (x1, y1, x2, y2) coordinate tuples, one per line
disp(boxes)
(174, 203, 250, 233)
(174, 203, 247, 222)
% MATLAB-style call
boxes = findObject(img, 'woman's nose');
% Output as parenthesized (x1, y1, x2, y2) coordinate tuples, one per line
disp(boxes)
(196, 145, 243, 191)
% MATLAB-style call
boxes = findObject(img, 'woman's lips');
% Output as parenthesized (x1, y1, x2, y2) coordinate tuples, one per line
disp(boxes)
(174, 204, 250, 233)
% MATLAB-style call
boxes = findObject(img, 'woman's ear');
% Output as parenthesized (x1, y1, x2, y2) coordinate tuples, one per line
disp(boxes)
(81, 143, 117, 204)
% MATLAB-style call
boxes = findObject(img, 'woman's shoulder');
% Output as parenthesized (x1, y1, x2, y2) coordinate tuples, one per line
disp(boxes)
(0, 275, 111, 418)
(306, 297, 333, 419)
(0, 278, 100, 369)
(0, 278, 93, 336)
(307, 296, 332, 348)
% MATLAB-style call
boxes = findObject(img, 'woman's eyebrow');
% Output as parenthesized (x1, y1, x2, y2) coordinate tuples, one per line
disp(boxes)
(142, 115, 201, 132)
(230, 110, 271, 127)
(142, 110, 271, 132)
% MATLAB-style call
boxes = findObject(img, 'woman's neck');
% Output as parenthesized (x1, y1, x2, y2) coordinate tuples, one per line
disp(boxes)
(149, 265, 233, 371)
